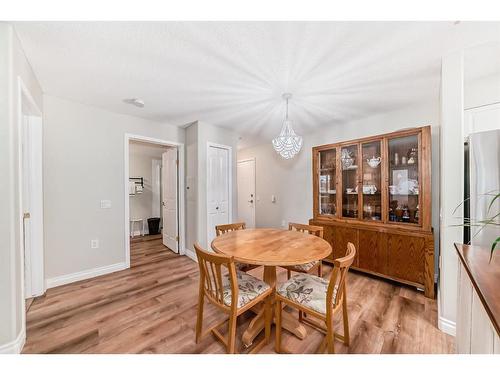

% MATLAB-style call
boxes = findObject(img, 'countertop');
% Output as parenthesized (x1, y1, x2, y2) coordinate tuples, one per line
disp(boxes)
(455, 243, 500, 336)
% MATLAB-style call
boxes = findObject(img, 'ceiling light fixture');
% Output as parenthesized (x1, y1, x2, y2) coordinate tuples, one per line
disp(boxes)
(272, 93, 302, 159)
(123, 98, 145, 108)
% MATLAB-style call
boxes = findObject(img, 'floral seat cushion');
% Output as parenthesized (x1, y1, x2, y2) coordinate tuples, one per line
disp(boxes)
(222, 271, 270, 308)
(277, 274, 337, 315)
(286, 260, 319, 272)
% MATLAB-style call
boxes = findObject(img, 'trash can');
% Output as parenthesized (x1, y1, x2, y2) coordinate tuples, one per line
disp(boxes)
(147, 217, 161, 235)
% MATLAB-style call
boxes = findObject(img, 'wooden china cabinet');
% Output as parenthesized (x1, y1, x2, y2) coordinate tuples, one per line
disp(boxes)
(310, 126, 435, 298)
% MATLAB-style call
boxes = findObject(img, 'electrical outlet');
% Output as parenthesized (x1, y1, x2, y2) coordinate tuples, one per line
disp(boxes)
(91, 239, 99, 249)
(100, 200, 112, 209)
(281, 220, 286, 228)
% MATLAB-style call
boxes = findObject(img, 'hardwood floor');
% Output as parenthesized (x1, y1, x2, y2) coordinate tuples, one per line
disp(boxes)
(22, 238, 455, 354)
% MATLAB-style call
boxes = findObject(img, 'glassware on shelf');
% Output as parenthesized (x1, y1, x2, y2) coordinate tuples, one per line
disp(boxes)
(319, 148, 337, 216)
(362, 141, 382, 221)
(388, 134, 420, 224)
(341, 144, 358, 218)
(341, 148, 354, 170)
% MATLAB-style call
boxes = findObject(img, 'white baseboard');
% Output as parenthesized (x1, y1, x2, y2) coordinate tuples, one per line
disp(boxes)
(0, 329, 25, 354)
(185, 248, 197, 262)
(438, 316, 456, 336)
(45, 262, 127, 289)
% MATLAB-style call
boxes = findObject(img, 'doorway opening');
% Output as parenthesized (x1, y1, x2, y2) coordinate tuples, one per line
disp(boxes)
(18, 78, 44, 322)
(124, 134, 185, 268)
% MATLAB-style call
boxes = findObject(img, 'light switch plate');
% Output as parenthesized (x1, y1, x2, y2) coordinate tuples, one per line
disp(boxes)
(91, 239, 99, 249)
(100, 200, 112, 209)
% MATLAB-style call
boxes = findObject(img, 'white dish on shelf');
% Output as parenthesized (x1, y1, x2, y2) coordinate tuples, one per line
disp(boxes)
(366, 157, 381, 168)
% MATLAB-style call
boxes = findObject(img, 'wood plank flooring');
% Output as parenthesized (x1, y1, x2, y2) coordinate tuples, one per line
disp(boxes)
(22, 238, 455, 354)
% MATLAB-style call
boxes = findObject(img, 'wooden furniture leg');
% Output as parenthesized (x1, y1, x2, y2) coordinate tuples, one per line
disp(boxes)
(195, 286, 204, 343)
(242, 266, 307, 347)
(275, 299, 282, 353)
(342, 284, 350, 346)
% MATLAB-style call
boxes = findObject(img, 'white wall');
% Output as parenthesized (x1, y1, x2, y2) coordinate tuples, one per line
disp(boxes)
(465, 73, 500, 110)
(185, 122, 198, 257)
(185, 121, 239, 253)
(439, 51, 464, 337)
(43, 95, 184, 283)
(129, 142, 167, 231)
(0, 23, 43, 352)
(464, 41, 500, 110)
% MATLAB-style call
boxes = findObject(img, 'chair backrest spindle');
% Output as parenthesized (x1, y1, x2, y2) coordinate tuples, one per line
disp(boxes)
(194, 243, 238, 308)
(327, 242, 356, 310)
(288, 222, 324, 238)
(215, 222, 246, 236)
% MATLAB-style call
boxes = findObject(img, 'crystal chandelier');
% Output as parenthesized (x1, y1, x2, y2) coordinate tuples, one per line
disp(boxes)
(272, 93, 303, 159)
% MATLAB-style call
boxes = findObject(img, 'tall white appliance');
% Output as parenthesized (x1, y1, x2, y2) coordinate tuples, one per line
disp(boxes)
(464, 129, 500, 247)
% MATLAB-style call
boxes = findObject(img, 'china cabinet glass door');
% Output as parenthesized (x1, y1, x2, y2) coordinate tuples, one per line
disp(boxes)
(319, 148, 337, 216)
(361, 141, 382, 221)
(388, 134, 420, 224)
(341, 144, 359, 218)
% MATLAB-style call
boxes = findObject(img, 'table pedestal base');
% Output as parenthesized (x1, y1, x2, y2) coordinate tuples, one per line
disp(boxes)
(242, 266, 307, 347)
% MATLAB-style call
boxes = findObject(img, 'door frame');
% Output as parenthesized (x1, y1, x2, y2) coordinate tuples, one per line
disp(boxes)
(124, 134, 186, 268)
(237, 157, 256, 228)
(17, 77, 44, 345)
(206, 142, 233, 247)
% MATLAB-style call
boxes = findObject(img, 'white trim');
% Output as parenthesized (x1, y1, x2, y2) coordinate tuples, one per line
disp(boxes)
(237, 157, 256, 228)
(185, 248, 197, 262)
(0, 328, 26, 354)
(45, 262, 127, 289)
(206, 142, 233, 246)
(124, 133, 186, 268)
(15, 77, 43, 355)
(464, 101, 500, 136)
(438, 316, 457, 337)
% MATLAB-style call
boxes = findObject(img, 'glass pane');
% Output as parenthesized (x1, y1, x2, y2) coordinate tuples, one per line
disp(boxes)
(362, 141, 382, 220)
(319, 149, 337, 215)
(341, 145, 359, 218)
(388, 135, 420, 224)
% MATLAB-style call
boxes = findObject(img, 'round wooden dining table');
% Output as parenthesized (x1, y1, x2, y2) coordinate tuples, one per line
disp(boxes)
(211, 227, 332, 347)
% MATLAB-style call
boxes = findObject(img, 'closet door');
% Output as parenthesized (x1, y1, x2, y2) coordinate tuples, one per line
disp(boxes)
(207, 145, 230, 246)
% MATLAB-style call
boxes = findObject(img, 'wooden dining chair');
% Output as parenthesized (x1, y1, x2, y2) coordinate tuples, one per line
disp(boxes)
(215, 222, 258, 272)
(194, 243, 273, 354)
(284, 223, 324, 278)
(275, 242, 356, 354)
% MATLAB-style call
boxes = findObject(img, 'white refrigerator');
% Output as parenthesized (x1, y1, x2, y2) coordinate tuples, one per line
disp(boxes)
(465, 129, 500, 247)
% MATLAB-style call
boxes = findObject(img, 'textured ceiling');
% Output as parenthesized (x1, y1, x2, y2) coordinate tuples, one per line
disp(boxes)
(13, 21, 500, 146)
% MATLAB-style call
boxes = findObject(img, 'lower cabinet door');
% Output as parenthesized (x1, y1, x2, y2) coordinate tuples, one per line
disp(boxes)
(334, 227, 359, 266)
(358, 229, 387, 275)
(387, 233, 425, 284)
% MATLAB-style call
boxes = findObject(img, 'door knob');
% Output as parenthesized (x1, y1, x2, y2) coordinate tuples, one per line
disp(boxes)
(248, 200, 254, 203)
(23, 212, 30, 220)
(216, 206, 219, 210)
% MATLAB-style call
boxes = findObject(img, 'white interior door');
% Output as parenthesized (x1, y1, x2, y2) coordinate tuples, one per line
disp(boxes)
(237, 159, 255, 228)
(22, 114, 32, 298)
(207, 145, 230, 246)
(162, 148, 178, 252)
